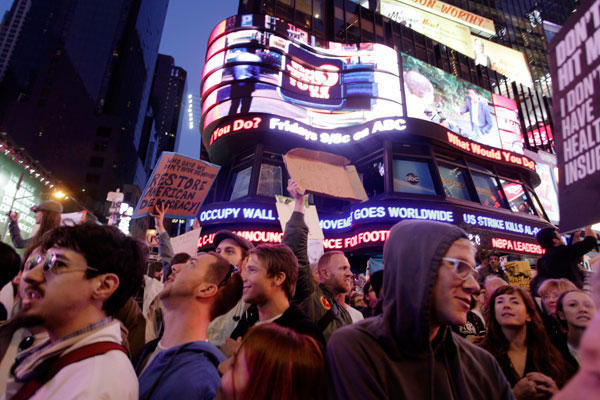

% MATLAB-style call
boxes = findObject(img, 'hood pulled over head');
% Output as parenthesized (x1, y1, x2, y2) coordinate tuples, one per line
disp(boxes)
(382, 219, 468, 355)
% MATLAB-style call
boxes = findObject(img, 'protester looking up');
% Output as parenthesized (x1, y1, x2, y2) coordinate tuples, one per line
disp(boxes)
(327, 220, 513, 399)
(229, 244, 324, 346)
(553, 289, 597, 371)
(137, 252, 242, 400)
(534, 226, 598, 292)
(282, 180, 352, 341)
(8, 200, 62, 249)
(480, 285, 572, 399)
(478, 252, 509, 286)
(217, 323, 325, 400)
(6, 222, 145, 399)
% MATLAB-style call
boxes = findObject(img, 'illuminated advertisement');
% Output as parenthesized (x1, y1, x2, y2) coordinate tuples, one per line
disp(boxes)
(402, 53, 503, 148)
(385, 0, 495, 35)
(202, 14, 402, 137)
(493, 94, 524, 154)
(472, 37, 533, 87)
(523, 149, 559, 226)
(0, 151, 44, 243)
(380, 1, 473, 57)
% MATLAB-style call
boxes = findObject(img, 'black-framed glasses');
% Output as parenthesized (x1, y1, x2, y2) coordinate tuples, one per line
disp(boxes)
(25, 253, 100, 276)
(217, 264, 239, 289)
(442, 257, 477, 280)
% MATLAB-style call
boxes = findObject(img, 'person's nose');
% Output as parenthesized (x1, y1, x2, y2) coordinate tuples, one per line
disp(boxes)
(462, 274, 479, 294)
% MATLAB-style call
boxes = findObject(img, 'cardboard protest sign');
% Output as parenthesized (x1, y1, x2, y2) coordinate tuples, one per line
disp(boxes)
(133, 152, 220, 219)
(283, 148, 368, 202)
(548, 0, 600, 231)
(170, 228, 202, 257)
(275, 195, 324, 240)
(504, 261, 532, 291)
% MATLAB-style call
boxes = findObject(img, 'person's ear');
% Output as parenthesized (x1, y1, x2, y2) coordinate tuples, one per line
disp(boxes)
(196, 283, 217, 298)
(91, 273, 119, 303)
(272, 272, 286, 287)
(557, 311, 566, 321)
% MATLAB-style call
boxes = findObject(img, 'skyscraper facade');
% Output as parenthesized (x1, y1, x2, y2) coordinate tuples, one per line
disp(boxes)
(0, 0, 169, 216)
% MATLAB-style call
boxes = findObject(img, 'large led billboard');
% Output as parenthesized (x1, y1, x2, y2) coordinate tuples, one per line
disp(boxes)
(0, 151, 44, 243)
(202, 14, 402, 137)
(202, 15, 528, 170)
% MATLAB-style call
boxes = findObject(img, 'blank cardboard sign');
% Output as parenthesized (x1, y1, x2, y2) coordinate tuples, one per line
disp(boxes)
(283, 148, 368, 202)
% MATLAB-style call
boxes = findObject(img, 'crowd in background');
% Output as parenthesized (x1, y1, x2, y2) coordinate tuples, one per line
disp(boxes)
(0, 180, 597, 399)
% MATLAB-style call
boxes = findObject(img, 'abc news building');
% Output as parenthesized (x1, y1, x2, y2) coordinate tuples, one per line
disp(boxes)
(197, 0, 564, 270)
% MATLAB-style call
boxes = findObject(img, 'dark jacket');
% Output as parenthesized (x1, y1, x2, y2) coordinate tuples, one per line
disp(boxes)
(477, 264, 509, 286)
(282, 212, 352, 341)
(230, 303, 325, 347)
(8, 220, 30, 249)
(536, 236, 597, 290)
(137, 340, 225, 400)
(326, 220, 514, 400)
(157, 231, 174, 278)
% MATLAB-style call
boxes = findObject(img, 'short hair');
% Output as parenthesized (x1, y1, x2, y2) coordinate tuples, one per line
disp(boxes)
(203, 251, 243, 320)
(40, 222, 146, 316)
(536, 227, 557, 249)
(228, 323, 325, 400)
(317, 251, 345, 272)
(170, 253, 191, 268)
(248, 244, 298, 300)
(0, 242, 21, 284)
(489, 252, 501, 259)
(538, 278, 577, 298)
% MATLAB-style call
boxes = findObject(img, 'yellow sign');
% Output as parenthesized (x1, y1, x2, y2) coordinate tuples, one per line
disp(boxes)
(381, 1, 473, 58)
(504, 261, 533, 291)
(390, 0, 495, 36)
(472, 37, 533, 87)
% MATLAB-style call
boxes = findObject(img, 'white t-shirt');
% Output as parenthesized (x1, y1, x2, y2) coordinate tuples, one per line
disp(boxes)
(343, 304, 364, 323)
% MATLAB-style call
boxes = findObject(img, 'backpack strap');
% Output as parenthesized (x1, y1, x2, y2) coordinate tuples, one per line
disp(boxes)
(317, 308, 336, 332)
(12, 341, 127, 400)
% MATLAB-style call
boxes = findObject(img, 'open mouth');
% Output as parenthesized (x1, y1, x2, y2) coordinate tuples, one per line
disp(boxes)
(501, 312, 516, 317)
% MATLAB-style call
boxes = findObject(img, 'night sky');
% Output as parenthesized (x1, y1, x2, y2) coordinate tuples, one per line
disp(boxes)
(0, 0, 238, 159)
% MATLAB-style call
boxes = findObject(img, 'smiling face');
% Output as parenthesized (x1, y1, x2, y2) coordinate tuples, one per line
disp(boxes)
(560, 291, 597, 330)
(20, 247, 100, 333)
(241, 254, 279, 305)
(431, 238, 479, 327)
(494, 292, 531, 328)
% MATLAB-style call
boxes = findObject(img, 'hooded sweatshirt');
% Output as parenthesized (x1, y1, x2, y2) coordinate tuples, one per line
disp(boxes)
(327, 220, 514, 400)
(138, 341, 225, 400)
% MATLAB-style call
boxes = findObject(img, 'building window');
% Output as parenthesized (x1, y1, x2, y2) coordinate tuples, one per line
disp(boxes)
(93, 142, 108, 152)
(230, 166, 252, 200)
(471, 172, 506, 209)
(89, 156, 104, 168)
(96, 126, 110, 137)
(393, 159, 436, 195)
(257, 164, 282, 197)
(438, 163, 473, 201)
(85, 173, 101, 184)
(500, 179, 535, 215)
(359, 160, 384, 197)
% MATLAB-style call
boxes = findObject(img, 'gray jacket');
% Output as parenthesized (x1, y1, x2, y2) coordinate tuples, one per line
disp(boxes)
(327, 220, 515, 400)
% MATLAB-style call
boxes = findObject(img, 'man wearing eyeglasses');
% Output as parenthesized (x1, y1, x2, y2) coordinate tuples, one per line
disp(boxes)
(137, 252, 242, 400)
(327, 220, 514, 400)
(6, 222, 146, 400)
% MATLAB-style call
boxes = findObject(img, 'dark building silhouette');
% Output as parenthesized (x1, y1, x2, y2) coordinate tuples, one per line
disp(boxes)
(0, 0, 169, 217)
(139, 54, 187, 174)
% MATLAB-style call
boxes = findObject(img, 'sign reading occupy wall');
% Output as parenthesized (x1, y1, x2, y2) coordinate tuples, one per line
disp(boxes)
(133, 152, 220, 219)
(548, 0, 600, 231)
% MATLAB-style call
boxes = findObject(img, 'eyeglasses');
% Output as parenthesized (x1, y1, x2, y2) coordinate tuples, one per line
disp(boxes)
(25, 253, 99, 276)
(217, 264, 239, 289)
(442, 257, 477, 280)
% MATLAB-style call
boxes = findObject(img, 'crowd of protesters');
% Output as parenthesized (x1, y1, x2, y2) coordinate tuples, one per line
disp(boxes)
(0, 180, 597, 399)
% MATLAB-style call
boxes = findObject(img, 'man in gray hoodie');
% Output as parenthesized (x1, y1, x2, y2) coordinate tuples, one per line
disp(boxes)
(327, 220, 514, 399)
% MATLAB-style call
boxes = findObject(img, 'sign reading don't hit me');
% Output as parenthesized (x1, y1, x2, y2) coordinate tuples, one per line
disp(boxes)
(549, 0, 600, 231)
(133, 152, 220, 219)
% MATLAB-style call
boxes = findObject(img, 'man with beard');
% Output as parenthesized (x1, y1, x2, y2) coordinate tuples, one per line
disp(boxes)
(283, 180, 353, 341)
(137, 252, 242, 399)
(7, 223, 145, 399)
